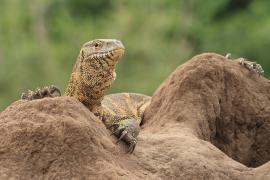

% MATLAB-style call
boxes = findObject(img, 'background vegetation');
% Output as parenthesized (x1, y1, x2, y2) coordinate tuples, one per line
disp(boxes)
(0, 0, 269, 110)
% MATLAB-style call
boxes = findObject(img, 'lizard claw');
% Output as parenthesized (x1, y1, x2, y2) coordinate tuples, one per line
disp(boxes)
(239, 58, 264, 77)
(108, 118, 140, 153)
(225, 53, 232, 59)
(127, 138, 137, 154)
(116, 130, 128, 144)
(21, 85, 61, 100)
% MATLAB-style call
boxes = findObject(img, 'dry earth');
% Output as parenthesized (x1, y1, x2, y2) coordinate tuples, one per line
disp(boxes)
(0, 53, 269, 179)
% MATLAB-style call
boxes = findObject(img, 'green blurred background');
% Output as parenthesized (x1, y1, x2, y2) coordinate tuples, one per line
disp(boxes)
(0, 0, 269, 110)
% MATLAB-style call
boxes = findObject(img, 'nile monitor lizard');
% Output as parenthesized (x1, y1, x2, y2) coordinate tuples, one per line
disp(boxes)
(21, 42, 264, 154)
(21, 39, 151, 153)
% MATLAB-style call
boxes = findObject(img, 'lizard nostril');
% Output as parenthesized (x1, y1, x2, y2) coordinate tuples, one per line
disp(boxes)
(114, 40, 124, 49)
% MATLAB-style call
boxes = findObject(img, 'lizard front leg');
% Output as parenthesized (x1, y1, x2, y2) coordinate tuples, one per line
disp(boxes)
(225, 53, 264, 77)
(21, 85, 61, 100)
(108, 118, 140, 153)
(238, 58, 264, 77)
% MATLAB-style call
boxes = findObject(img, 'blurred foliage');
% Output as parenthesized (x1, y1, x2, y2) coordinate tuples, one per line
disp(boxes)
(0, 0, 269, 110)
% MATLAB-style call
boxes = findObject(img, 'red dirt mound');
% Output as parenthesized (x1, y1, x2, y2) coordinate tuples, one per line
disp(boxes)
(0, 53, 269, 179)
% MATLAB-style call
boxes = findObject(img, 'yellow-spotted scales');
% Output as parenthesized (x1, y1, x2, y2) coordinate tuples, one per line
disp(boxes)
(21, 39, 151, 153)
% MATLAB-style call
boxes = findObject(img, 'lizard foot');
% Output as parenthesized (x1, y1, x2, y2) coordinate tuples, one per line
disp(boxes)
(238, 58, 264, 77)
(108, 118, 140, 153)
(21, 85, 61, 100)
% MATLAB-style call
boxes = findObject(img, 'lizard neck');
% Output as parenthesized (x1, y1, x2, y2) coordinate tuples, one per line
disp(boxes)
(64, 57, 117, 112)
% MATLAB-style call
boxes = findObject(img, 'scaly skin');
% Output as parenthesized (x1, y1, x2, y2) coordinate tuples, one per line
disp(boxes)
(238, 58, 264, 76)
(225, 53, 265, 76)
(21, 39, 150, 153)
(65, 39, 125, 115)
(21, 85, 61, 100)
(102, 93, 151, 153)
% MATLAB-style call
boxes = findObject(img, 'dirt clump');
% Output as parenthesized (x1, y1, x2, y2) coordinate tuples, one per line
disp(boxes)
(0, 53, 269, 179)
(144, 53, 270, 168)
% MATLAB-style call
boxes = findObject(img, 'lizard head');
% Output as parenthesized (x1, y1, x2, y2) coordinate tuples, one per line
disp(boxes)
(79, 39, 125, 69)
(65, 39, 125, 110)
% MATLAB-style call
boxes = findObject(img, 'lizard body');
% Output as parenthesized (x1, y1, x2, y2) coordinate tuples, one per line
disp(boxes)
(102, 93, 150, 152)
(102, 93, 150, 127)
(21, 39, 150, 153)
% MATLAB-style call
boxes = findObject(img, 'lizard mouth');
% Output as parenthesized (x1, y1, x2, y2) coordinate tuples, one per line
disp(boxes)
(86, 48, 125, 62)
(111, 48, 125, 61)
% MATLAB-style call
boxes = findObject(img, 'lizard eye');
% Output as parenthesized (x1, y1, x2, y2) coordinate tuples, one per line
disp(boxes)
(93, 41, 102, 48)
